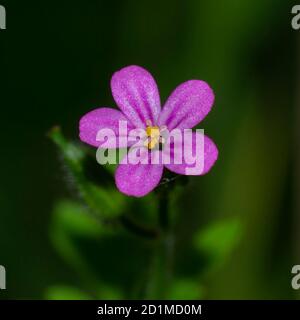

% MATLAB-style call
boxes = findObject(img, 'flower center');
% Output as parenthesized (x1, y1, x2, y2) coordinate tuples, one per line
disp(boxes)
(145, 125, 160, 149)
(144, 120, 166, 150)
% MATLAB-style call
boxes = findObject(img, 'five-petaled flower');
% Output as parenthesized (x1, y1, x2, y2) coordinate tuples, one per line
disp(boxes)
(79, 65, 218, 197)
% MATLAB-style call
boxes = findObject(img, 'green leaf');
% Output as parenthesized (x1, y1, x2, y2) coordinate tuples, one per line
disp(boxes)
(45, 284, 123, 300)
(49, 200, 107, 292)
(48, 127, 126, 218)
(52, 200, 111, 237)
(194, 218, 243, 271)
(96, 284, 123, 300)
(45, 285, 92, 300)
(50, 200, 153, 299)
(169, 278, 204, 300)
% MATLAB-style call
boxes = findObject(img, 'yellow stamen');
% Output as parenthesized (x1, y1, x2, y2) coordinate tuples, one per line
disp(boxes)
(144, 122, 161, 149)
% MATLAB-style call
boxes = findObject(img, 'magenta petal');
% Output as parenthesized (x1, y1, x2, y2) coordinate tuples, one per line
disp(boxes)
(79, 107, 134, 148)
(158, 80, 214, 130)
(111, 65, 161, 128)
(164, 132, 218, 175)
(115, 148, 163, 197)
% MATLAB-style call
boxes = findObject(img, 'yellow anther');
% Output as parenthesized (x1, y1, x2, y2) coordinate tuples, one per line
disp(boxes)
(146, 126, 160, 138)
(144, 121, 161, 149)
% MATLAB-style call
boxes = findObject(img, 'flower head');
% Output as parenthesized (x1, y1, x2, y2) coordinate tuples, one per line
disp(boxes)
(79, 65, 218, 197)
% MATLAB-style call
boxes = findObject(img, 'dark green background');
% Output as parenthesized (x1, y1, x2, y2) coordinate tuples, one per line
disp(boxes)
(0, 0, 299, 299)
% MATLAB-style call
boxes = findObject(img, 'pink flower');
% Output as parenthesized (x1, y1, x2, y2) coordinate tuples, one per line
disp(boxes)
(79, 65, 218, 197)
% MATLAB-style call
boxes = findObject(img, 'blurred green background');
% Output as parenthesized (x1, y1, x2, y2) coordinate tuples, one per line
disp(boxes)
(0, 0, 299, 299)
